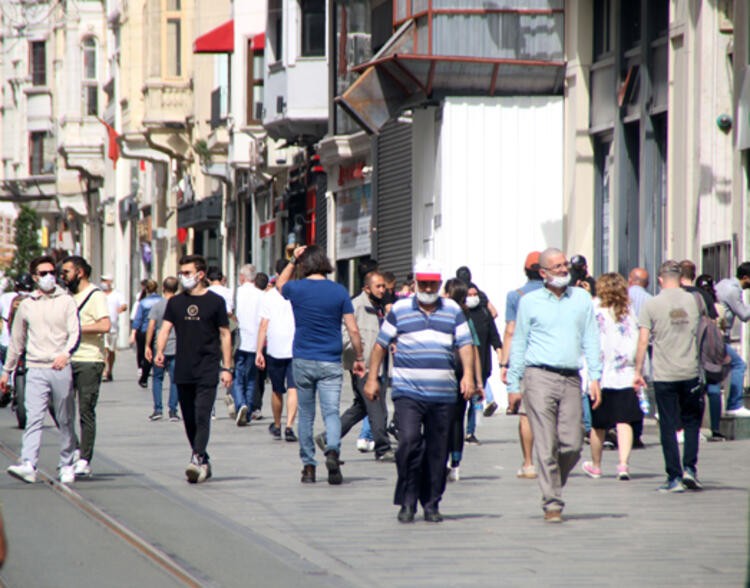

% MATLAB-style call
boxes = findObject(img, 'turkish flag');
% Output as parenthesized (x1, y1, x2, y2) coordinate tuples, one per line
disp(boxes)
(97, 117, 120, 168)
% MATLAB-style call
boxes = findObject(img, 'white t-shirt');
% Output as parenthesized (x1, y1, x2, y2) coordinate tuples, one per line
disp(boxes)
(235, 282, 262, 352)
(106, 290, 126, 333)
(259, 288, 294, 359)
(0, 291, 18, 347)
(209, 284, 234, 314)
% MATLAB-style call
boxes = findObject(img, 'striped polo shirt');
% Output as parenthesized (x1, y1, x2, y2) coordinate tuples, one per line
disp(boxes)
(376, 296, 473, 403)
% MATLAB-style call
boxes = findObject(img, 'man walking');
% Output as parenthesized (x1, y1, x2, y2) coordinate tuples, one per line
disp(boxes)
(145, 277, 180, 422)
(316, 270, 395, 461)
(255, 260, 298, 442)
(507, 248, 602, 522)
(635, 260, 703, 492)
(61, 256, 111, 478)
(130, 280, 161, 388)
(364, 259, 475, 523)
(500, 251, 544, 479)
(100, 274, 127, 381)
(627, 268, 652, 316)
(155, 255, 232, 483)
(1, 256, 81, 484)
(232, 264, 263, 425)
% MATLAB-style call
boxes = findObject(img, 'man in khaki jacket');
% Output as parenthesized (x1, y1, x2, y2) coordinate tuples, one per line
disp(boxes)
(315, 271, 395, 461)
(1, 256, 81, 484)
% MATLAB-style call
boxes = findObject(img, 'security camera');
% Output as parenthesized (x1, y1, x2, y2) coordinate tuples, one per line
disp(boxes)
(716, 114, 732, 132)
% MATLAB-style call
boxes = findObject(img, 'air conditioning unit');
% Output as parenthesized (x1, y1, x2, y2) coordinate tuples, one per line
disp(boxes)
(347, 33, 372, 69)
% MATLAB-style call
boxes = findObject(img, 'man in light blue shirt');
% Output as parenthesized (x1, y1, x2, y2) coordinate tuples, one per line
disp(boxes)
(507, 248, 602, 523)
(627, 267, 652, 316)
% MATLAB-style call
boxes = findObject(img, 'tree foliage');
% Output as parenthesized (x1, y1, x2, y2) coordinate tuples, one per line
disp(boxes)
(10, 205, 42, 278)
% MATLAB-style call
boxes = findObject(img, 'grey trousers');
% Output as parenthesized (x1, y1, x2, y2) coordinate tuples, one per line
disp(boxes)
(21, 366, 76, 468)
(523, 367, 584, 512)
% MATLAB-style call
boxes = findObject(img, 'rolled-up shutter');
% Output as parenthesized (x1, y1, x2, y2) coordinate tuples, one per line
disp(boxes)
(374, 120, 412, 281)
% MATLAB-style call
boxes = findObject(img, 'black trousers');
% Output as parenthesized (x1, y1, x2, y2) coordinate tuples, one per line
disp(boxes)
(340, 372, 391, 457)
(178, 383, 217, 460)
(393, 397, 452, 511)
(252, 367, 266, 412)
(448, 395, 467, 465)
(135, 330, 152, 382)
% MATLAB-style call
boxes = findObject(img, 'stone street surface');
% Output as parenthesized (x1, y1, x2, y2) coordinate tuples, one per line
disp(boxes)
(0, 349, 747, 587)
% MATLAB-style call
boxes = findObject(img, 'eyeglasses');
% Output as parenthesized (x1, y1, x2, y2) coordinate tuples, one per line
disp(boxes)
(36, 270, 56, 277)
(542, 262, 570, 272)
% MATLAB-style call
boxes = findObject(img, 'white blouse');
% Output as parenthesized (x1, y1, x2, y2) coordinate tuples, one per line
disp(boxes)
(593, 298, 639, 389)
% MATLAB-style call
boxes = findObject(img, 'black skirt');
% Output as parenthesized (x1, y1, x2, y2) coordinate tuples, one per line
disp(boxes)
(591, 387, 643, 430)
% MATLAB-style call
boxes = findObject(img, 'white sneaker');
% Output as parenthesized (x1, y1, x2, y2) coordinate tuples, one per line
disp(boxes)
(726, 406, 750, 418)
(8, 461, 36, 483)
(74, 459, 91, 477)
(356, 438, 370, 452)
(448, 466, 460, 482)
(236, 405, 248, 426)
(676, 430, 685, 444)
(59, 465, 75, 484)
(72, 449, 81, 463)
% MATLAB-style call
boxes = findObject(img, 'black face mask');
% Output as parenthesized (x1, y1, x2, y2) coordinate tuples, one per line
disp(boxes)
(65, 274, 82, 294)
(368, 291, 384, 307)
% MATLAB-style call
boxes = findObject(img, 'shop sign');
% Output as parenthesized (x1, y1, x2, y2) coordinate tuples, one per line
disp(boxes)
(260, 219, 276, 239)
(338, 161, 365, 186)
(336, 184, 372, 259)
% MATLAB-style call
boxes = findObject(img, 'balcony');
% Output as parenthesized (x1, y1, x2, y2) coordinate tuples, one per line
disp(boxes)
(25, 87, 53, 132)
(142, 80, 193, 128)
(58, 117, 107, 178)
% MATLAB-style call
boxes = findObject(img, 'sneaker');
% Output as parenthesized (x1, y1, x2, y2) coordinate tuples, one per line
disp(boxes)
(315, 433, 327, 452)
(284, 428, 298, 442)
(59, 465, 75, 485)
(185, 455, 202, 484)
(325, 450, 343, 485)
(448, 466, 460, 482)
(582, 461, 602, 479)
(148, 411, 163, 421)
(544, 509, 563, 523)
(464, 433, 481, 445)
(632, 437, 646, 449)
(657, 478, 686, 493)
(235, 405, 248, 427)
(483, 401, 498, 417)
(616, 464, 630, 481)
(72, 449, 81, 463)
(197, 462, 211, 483)
(7, 461, 36, 483)
(251, 409, 262, 421)
(709, 431, 727, 442)
(225, 393, 236, 419)
(386, 421, 399, 441)
(356, 438, 374, 452)
(138, 379, 148, 389)
(516, 464, 537, 479)
(726, 406, 750, 417)
(74, 458, 92, 477)
(682, 467, 703, 490)
(268, 423, 282, 439)
(376, 449, 396, 462)
(168, 410, 180, 422)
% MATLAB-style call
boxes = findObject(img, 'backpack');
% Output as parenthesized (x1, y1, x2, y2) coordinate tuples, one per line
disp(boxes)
(692, 292, 731, 384)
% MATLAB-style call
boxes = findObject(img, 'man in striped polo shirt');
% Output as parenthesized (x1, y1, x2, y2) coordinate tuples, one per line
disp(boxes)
(365, 259, 475, 523)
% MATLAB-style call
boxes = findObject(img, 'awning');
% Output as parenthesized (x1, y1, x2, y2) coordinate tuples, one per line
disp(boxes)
(252, 32, 265, 50)
(193, 20, 234, 54)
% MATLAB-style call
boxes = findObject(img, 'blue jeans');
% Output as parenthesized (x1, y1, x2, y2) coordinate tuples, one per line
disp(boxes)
(359, 416, 373, 441)
(654, 379, 704, 481)
(293, 359, 343, 466)
(582, 392, 592, 434)
(152, 355, 178, 413)
(724, 344, 746, 411)
(232, 350, 257, 413)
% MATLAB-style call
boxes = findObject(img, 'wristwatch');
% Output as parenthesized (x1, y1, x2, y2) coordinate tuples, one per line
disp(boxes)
(220, 367, 234, 375)
(499, 363, 509, 368)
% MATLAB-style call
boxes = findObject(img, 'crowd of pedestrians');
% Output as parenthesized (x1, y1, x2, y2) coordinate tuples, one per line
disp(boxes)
(0, 244, 749, 525)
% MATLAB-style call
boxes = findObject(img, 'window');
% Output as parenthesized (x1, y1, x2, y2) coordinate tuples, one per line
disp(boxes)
(30, 41, 46, 86)
(269, 0, 283, 62)
(82, 38, 98, 116)
(246, 40, 264, 124)
(301, 0, 325, 57)
(29, 132, 53, 176)
(621, 1, 642, 50)
(593, 0, 612, 58)
(166, 18, 182, 77)
(702, 242, 732, 282)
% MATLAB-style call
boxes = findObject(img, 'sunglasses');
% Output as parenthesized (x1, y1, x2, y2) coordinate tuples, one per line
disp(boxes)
(36, 270, 56, 277)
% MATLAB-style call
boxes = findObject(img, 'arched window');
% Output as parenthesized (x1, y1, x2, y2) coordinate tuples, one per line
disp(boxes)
(82, 37, 98, 116)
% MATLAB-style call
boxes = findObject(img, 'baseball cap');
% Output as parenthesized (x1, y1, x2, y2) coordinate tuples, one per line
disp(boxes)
(100, 274, 113, 281)
(570, 255, 587, 269)
(414, 259, 442, 281)
(524, 251, 541, 270)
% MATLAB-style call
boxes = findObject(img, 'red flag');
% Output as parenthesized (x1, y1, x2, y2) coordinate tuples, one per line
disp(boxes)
(97, 117, 120, 168)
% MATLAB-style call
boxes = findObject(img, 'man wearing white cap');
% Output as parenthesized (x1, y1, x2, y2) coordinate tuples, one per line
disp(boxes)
(100, 274, 127, 382)
(365, 259, 475, 523)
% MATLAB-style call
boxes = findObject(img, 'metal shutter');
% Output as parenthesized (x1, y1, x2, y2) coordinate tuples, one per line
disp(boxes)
(314, 173, 327, 250)
(374, 120, 412, 281)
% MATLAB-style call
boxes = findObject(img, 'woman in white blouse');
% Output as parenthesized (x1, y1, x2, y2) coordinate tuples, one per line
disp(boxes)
(582, 273, 643, 481)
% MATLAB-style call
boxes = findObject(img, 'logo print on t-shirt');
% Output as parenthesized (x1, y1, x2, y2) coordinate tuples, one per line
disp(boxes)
(186, 304, 200, 320)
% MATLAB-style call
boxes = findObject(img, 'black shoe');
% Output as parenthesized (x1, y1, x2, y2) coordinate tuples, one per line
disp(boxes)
(632, 437, 646, 449)
(325, 450, 343, 485)
(709, 431, 727, 442)
(424, 508, 444, 523)
(138, 379, 148, 389)
(397, 505, 416, 523)
(483, 401, 498, 417)
(284, 428, 298, 442)
(268, 423, 282, 439)
(464, 433, 481, 445)
(301, 464, 315, 483)
(168, 410, 180, 422)
(148, 411, 163, 421)
(387, 421, 399, 442)
(376, 449, 396, 462)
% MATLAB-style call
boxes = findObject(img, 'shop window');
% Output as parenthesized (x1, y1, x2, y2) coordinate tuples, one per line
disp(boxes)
(300, 0, 325, 57)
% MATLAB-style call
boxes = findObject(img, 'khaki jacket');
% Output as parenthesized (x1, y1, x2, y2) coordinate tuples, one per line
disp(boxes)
(342, 291, 383, 371)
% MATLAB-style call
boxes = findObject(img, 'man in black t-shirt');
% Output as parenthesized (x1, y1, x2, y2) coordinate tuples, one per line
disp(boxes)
(155, 255, 232, 484)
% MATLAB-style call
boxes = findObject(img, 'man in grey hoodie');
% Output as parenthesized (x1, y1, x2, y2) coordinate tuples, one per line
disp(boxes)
(0, 256, 81, 484)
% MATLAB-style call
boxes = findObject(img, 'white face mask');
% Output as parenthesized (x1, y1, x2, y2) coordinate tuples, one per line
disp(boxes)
(38, 274, 57, 292)
(180, 274, 199, 291)
(546, 274, 571, 289)
(416, 290, 439, 305)
(466, 295, 480, 309)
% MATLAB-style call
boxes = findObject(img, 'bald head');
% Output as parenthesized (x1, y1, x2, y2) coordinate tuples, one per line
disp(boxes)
(628, 267, 649, 288)
(539, 248, 564, 270)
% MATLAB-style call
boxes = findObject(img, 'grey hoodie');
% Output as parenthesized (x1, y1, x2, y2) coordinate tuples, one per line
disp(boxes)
(3, 286, 81, 372)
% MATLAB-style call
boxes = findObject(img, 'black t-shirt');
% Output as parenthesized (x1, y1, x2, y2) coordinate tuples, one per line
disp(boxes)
(163, 290, 229, 385)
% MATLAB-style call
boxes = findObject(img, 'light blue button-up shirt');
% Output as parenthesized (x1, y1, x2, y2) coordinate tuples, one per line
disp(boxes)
(507, 285, 602, 392)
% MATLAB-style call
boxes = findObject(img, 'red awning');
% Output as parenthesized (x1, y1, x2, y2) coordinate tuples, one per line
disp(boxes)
(252, 32, 265, 51)
(193, 20, 234, 54)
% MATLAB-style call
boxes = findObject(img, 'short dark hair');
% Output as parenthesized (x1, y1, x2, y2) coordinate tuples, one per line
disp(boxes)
(30, 255, 56, 275)
(206, 266, 223, 282)
(144, 279, 158, 294)
(254, 272, 269, 290)
(382, 271, 396, 284)
(679, 260, 696, 281)
(275, 258, 288, 275)
(297, 245, 334, 277)
(364, 271, 384, 288)
(737, 262, 750, 280)
(456, 266, 472, 283)
(62, 255, 92, 278)
(162, 276, 179, 294)
(179, 254, 207, 274)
